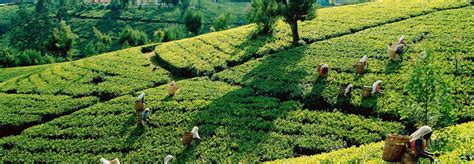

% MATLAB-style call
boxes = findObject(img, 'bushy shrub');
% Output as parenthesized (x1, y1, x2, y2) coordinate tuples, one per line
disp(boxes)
(118, 26, 149, 47)
(211, 12, 234, 32)
(0, 47, 18, 67)
(183, 10, 203, 35)
(162, 25, 188, 42)
(93, 27, 112, 53)
(153, 29, 165, 43)
(47, 21, 78, 58)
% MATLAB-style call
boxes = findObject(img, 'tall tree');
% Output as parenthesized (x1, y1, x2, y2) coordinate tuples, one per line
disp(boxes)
(36, 0, 48, 13)
(247, 0, 279, 34)
(277, 0, 316, 45)
(399, 52, 455, 128)
(47, 21, 78, 58)
(57, 0, 69, 21)
(92, 27, 112, 53)
(183, 10, 203, 35)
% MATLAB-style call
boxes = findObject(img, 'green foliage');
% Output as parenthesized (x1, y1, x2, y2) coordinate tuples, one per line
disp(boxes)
(0, 93, 98, 127)
(180, 0, 191, 12)
(0, 46, 18, 68)
(1, 47, 171, 98)
(47, 21, 78, 58)
(92, 27, 112, 54)
(118, 26, 149, 47)
(183, 10, 203, 35)
(155, 0, 470, 76)
(213, 7, 472, 123)
(247, 0, 279, 33)
(162, 25, 188, 42)
(35, 0, 48, 13)
(0, 46, 50, 68)
(277, 0, 316, 44)
(153, 29, 165, 43)
(84, 42, 97, 57)
(0, 78, 403, 162)
(399, 52, 456, 128)
(9, 10, 55, 53)
(18, 49, 44, 66)
(211, 12, 234, 31)
(0, 64, 50, 82)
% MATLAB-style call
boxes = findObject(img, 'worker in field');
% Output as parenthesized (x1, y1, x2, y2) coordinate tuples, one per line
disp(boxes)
(141, 108, 151, 125)
(134, 93, 147, 126)
(371, 80, 383, 95)
(168, 80, 178, 96)
(388, 36, 406, 61)
(402, 126, 438, 162)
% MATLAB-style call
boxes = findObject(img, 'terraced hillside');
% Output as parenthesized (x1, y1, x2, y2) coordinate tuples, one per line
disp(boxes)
(153, 0, 469, 76)
(0, 0, 472, 162)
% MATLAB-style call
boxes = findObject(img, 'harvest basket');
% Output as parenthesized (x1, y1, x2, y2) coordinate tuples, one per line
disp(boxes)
(182, 131, 193, 145)
(355, 62, 366, 74)
(168, 85, 177, 96)
(387, 46, 397, 60)
(382, 135, 410, 162)
(362, 86, 372, 98)
(387, 42, 401, 61)
(134, 100, 145, 126)
(110, 158, 120, 164)
(401, 151, 417, 163)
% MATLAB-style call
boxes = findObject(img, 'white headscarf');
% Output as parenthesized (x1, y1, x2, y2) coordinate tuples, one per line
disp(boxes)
(360, 55, 368, 63)
(371, 80, 382, 94)
(191, 126, 201, 139)
(137, 92, 145, 101)
(344, 84, 353, 97)
(164, 155, 174, 164)
(410, 126, 432, 142)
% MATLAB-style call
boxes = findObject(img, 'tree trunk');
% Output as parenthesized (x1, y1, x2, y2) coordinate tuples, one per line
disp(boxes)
(290, 19, 299, 45)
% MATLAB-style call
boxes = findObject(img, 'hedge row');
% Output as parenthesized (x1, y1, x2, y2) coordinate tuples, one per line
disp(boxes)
(154, 0, 469, 76)
(212, 7, 473, 120)
(1, 47, 171, 98)
(0, 78, 403, 162)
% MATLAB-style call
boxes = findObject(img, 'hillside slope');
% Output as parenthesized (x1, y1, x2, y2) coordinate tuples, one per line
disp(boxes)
(153, 0, 469, 76)
(0, 0, 472, 162)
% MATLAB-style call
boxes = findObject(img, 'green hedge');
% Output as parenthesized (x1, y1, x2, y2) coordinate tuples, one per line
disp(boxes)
(155, 0, 469, 76)
(0, 78, 403, 162)
(213, 7, 473, 120)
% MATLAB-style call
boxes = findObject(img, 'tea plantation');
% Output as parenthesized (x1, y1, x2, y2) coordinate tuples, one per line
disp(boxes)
(0, 0, 472, 162)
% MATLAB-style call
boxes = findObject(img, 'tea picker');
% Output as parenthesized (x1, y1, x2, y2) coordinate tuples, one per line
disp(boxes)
(168, 80, 178, 96)
(100, 158, 120, 164)
(317, 64, 329, 77)
(182, 126, 201, 145)
(355, 55, 368, 74)
(339, 84, 353, 97)
(164, 155, 174, 164)
(387, 36, 407, 61)
(371, 80, 383, 95)
(403, 126, 438, 162)
(382, 126, 438, 163)
(134, 92, 147, 126)
(141, 108, 151, 126)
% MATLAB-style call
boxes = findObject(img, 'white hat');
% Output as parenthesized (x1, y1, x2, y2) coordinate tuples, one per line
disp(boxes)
(137, 92, 145, 101)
